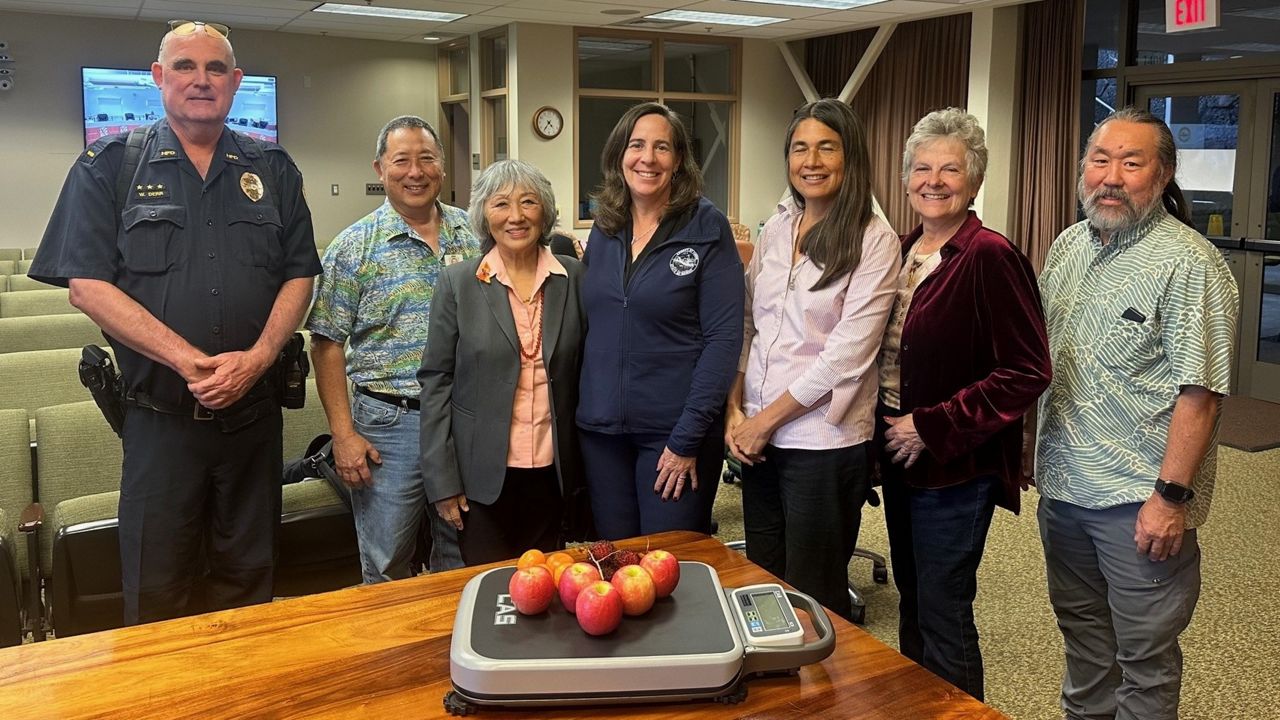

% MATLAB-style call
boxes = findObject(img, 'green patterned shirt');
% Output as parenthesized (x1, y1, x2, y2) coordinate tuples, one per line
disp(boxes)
(1035, 207, 1239, 528)
(306, 199, 480, 397)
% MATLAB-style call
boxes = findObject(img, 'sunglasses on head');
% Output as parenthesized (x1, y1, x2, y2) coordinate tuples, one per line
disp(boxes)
(168, 20, 231, 39)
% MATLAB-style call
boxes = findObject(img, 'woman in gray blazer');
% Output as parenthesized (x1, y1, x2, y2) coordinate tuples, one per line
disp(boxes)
(418, 160, 586, 565)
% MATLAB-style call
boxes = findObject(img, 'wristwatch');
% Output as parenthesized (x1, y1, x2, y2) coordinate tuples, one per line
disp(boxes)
(1155, 479, 1195, 504)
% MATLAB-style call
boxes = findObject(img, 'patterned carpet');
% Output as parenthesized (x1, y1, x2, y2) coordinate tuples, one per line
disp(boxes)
(710, 445, 1280, 720)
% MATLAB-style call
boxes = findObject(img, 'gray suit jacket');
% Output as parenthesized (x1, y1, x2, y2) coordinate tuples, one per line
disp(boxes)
(419, 252, 585, 507)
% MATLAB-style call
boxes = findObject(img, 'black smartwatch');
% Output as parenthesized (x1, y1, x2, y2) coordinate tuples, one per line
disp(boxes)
(1155, 479, 1195, 504)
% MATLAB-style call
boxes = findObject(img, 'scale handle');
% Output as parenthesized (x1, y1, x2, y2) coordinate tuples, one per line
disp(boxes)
(741, 589, 836, 676)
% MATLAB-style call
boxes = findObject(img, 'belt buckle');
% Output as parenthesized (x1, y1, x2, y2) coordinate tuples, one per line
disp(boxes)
(193, 404, 215, 421)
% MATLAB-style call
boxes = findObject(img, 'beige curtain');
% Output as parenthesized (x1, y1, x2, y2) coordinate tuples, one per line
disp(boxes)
(1013, 0, 1084, 272)
(807, 15, 973, 234)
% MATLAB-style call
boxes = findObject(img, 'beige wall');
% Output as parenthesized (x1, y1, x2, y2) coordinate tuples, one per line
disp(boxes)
(0, 10, 437, 248)
(738, 39, 807, 235)
(968, 5, 1024, 237)
(511, 23, 577, 233)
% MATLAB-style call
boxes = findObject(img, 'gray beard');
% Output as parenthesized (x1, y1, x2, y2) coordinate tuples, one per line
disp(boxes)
(1078, 177, 1166, 235)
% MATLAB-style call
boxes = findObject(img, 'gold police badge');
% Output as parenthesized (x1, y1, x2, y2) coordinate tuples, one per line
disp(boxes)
(240, 172, 264, 202)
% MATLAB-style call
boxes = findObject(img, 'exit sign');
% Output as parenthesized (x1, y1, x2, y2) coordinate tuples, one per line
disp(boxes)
(1166, 0, 1220, 33)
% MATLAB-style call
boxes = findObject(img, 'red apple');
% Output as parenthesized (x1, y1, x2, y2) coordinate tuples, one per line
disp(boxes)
(610, 564, 656, 616)
(575, 581, 624, 635)
(558, 562, 601, 613)
(508, 565, 555, 615)
(639, 550, 680, 598)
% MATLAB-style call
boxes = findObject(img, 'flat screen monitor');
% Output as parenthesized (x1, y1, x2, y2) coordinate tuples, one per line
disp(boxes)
(82, 67, 278, 146)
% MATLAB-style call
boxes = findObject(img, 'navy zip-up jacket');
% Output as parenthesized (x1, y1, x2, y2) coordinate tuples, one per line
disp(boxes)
(577, 197, 745, 456)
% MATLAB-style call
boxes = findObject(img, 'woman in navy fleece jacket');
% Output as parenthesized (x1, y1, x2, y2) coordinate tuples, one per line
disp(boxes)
(577, 102, 744, 540)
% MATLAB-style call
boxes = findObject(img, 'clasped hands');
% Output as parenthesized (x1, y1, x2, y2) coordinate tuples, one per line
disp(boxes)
(725, 407, 770, 466)
(882, 413, 925, 468)
(183, 347, 273, 410)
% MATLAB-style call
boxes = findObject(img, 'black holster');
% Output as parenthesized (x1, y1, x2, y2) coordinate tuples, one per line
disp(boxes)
(78, 345, 125, 437)
(277, 332, 309, 409)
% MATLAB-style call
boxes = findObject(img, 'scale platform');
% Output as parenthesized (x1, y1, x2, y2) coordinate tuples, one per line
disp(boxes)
(446, 561, 834, 714)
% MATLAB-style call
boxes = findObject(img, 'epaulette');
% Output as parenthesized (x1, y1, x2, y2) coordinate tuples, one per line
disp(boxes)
(80, 134, 125, 165)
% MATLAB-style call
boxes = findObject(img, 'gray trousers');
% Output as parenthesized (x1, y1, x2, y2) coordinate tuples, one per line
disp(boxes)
(1038, 497, 1200, 720)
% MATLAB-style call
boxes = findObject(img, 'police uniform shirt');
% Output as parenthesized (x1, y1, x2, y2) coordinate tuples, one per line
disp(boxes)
(30, 119, 321, 406)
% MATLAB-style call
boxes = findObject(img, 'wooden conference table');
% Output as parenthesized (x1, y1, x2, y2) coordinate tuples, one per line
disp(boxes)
(0, 531, 1006, 719)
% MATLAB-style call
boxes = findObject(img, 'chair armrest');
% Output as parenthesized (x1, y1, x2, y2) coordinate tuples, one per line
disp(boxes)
(19, 503, 43, 533)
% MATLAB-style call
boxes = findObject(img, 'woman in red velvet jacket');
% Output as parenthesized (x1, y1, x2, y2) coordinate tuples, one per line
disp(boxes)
(875, 108, 1051, 702)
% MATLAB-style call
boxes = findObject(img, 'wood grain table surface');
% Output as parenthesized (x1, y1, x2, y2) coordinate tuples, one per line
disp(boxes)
(0, 531, 1007, 719)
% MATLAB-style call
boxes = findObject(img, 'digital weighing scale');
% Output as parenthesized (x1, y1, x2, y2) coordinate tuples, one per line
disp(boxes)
(445, 561, 835, 715)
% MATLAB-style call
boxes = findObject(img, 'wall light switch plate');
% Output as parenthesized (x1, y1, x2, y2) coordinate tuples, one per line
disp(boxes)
(331, 184, 340, 196)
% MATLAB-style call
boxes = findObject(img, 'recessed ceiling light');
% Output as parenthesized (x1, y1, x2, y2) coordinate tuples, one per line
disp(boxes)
(312, 3, 466, 23)
(645, 10, 786, 26)
(600, 8, 640, 15)
(732, 0, 888, 8)
(423, 36, 441, 41)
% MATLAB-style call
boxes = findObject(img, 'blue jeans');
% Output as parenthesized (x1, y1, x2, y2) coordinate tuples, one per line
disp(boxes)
(350, 392, 461, 583)
(1038, 497, 1200, 720)
(740, 443, 869, 623)
(882, 471, 998, 701)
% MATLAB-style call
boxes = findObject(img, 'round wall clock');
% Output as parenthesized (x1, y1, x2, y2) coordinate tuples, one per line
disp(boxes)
(533, 106, 563, 140)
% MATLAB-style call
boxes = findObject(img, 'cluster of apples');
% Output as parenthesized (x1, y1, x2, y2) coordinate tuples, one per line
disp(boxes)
(506, 543, 681, 636)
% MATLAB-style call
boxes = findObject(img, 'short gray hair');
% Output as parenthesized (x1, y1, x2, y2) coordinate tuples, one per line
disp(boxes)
(468, 159, 559, 252)
(374, 115, 442, 161)
(901, 107, 987, 190)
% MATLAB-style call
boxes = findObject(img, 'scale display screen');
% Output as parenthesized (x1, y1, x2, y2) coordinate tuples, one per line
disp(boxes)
(751, 591, 788, 631)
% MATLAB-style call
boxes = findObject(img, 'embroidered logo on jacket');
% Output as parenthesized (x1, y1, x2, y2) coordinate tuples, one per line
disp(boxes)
(670, 247, 699, 276)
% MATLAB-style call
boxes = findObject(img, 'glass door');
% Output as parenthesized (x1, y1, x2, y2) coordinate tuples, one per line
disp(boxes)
(1137, 82, 1255, 396)
(1242, 79, 1280, 402)
(1136, 82, 1254, 242)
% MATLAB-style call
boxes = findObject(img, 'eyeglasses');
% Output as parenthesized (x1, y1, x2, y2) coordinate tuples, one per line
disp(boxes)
(168, 20, 231, 39)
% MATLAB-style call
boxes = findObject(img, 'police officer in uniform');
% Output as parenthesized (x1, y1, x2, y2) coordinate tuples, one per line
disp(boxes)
(29, 20, 320, 625)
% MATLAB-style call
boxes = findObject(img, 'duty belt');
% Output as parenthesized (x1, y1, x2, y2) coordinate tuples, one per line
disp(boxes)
(127, 382, 277, 433)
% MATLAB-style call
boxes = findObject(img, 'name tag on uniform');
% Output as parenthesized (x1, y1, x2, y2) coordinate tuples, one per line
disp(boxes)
(443, 253, 464, 266)
(135, 183, 171, 200)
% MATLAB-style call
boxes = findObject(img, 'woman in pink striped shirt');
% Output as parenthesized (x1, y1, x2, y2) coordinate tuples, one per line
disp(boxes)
(725, 99, 901, 621)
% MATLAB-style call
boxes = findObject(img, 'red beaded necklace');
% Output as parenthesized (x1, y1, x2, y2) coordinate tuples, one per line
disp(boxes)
(519, 288, 545, 361)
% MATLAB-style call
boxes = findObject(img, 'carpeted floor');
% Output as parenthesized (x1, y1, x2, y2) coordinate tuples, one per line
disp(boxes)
(710, 445, 1280, 720)
(1217, 395, 1280, 451)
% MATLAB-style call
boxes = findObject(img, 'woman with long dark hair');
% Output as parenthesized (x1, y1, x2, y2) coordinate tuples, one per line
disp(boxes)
(725, 99, 900, 621)
(576, 102, 744, 540)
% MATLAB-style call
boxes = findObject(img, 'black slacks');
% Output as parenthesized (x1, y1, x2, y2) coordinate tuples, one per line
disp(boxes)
(457, 465, 563, 566)
(740, 442, 869, 622)
(118, 406, 282, 625)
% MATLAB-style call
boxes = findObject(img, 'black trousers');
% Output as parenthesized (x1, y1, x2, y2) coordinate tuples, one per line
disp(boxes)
(118, 406, 282, 625)
(578, 425, 724, 541)
(740, 442, 869, 622)
(457, 466, 563, 566)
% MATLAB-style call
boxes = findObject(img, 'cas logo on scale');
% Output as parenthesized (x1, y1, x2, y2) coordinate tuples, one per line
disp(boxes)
(494, 593, 518, 625)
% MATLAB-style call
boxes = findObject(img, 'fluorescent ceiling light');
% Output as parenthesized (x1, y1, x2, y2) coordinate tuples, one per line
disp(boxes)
(646, 9, 785, 26)
(733, 0, 888, 9)
(312, 3, 466, 23)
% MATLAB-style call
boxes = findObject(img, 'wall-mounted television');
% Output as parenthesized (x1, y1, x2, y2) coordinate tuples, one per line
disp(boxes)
(82, 67, 278, 146)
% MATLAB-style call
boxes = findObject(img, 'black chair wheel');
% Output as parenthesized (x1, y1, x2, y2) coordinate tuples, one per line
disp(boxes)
(851, 605, 866, 625)
(873, 566, 888, 584)
(721, 468, 736, 484)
